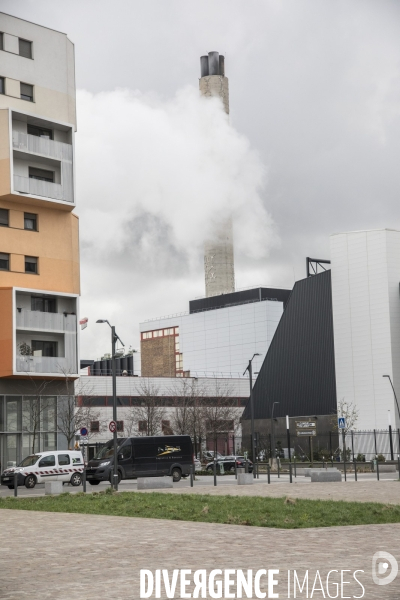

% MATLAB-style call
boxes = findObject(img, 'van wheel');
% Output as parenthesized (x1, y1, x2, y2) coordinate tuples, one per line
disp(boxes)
(25, 475, 36, 489)
(70, 473, 82, 487)
(171, 468, 182, 482)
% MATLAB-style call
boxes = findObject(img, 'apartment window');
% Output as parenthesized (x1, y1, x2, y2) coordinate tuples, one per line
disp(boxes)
(90, 421, 100, 433)
(19, 38, 32, 59)
(31, 296, 56, 313)
(24, 212, 37, 231)
(29, 167, 53, 182)
(0, 32, 3, 51)
(116, 420, 124, 433)
(32, 340, 58, 357)
(0, 253, 9, 271)
(20, 82, 34, 102)
(0, 77, 4, 95)
(27, 124, 52, 140)
(25, 256, 38, 274)
(0, 209, 8, 227)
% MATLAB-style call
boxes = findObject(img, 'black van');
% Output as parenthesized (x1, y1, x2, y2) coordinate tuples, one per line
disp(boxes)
(85, 435, 193, 484)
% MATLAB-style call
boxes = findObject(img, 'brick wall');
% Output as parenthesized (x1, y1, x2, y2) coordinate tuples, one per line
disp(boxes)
(141, 335, 176, 377)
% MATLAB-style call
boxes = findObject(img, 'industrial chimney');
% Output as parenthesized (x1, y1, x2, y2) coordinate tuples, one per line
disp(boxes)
(200, 52, 235, 298)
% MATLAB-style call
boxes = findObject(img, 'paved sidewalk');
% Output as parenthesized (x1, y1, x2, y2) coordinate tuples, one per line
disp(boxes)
(137, 479, 400, 504)
(0, 509, 399, 599)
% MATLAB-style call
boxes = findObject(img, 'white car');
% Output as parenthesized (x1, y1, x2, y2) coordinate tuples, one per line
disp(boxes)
(1, 450, 84, 489)
(194, 458, 202, 472)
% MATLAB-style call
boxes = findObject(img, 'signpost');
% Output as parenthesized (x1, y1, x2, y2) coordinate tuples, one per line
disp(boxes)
(109, 420, 117, 434)
(296, 420, 317, 466)
(338, 417, 346, 430)
(80, 427, 88, 437)
(79, 317, 88, 330)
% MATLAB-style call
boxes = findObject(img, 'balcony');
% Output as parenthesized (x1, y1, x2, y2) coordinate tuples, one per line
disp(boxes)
(13, 175, 66, 202)
(16, 356, 77, 375)
(16, 310, 77, 333)
(12, 132, 73, 162)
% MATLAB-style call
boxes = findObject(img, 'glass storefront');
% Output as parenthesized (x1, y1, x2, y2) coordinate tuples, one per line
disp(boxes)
(0, 395, 58, 473)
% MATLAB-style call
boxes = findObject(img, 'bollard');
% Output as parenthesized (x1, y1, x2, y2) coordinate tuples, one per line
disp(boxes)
(256, 460, 259, 479)
(267, 463, 271, 484)
(398, 455, 400, 480)
(245, 459, 249, 474)
(234, 460, 237, 480)
(190, 464, 193, 487)
(14, 472, 18, 497)
(353, 459, 357, 482)
(376, 456, 380, 481)
(114, 473, 119, 492)
(289, 462, 292, 483)
(83, 469, 87, 493)
(331, 456, 334, 469)
(343, 456, 347, 482)
(294, 456, 297, 478)
(322, 459, 325, 469)
(213, 458, 217, 487)
(277, 458, 280, 478)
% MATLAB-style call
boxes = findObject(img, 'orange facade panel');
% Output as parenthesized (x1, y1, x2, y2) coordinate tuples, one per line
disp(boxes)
(0, 287, 13, 377)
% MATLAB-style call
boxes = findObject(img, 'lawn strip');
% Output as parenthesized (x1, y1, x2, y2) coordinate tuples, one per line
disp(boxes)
(1, 490, 400, 529)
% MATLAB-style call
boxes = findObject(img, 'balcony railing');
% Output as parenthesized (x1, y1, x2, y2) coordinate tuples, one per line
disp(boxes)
(13, 175, 69, 202)
(12, 132, 73, 161)
(16, 356, 77, 375)
(16, 310, 77, 333)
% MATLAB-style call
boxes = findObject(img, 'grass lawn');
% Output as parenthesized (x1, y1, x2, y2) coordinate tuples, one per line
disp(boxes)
(1, 489, 400, 529)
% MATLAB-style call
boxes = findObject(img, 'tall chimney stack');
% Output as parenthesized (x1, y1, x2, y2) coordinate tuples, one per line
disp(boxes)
(199, 52, 235, 298)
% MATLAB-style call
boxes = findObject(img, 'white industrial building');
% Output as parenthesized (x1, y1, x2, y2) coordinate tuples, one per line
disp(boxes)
(330, 229, 400, 431)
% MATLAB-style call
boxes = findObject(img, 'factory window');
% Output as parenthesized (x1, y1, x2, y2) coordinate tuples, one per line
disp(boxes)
(24, 212, 37, 231)
(25, 256, 38, 274)
(27, 124, 52, 140)
(142, 332, 152, 340)
(153, 330, 163, 338)
(0, 77, 4, 95)
(32, 340, 58, 357)
(0, 252, 9, 271)
(29, 167, 53, 182)
(0, 209, 9, 227)
(31, 296, 56, 313)
(164, 328, 174, 335)
(90, 421, 100, 433)
(20, 82, 34, 102)
(19, 38, 32, 59)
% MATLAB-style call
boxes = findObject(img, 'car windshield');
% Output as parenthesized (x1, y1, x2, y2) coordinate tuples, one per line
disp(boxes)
(94, 443, 123, 460)
(18, 455, 41, 467)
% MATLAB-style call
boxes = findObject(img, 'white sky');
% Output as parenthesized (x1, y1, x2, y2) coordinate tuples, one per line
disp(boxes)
(3, 0, 400, 362)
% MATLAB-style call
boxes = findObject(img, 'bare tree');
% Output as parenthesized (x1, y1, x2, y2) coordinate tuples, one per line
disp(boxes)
(169, 378, 207, 458)
(202, 381, 241, 456)
(127, 379, 165, 436)
(331, 398, 359, 434)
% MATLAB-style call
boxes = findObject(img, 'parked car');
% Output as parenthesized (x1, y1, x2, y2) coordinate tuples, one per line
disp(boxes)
(85, 435, 193, 484)
(194, 458, 202, 472)
(1, 450, 84, 489)
(205, 456, 253, 473)
(201, 450, 224, 461)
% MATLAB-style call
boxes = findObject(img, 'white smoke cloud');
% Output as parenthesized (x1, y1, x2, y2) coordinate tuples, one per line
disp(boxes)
(76, 86, 278, 358)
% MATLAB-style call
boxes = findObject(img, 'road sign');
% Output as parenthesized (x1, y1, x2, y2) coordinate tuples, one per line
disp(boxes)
(109, 420, 117, 433)
(295, 420, 317, 437)
(80, 427, 88, 436)
(79, 317, 88, 330)
(338, 417, 346, 429)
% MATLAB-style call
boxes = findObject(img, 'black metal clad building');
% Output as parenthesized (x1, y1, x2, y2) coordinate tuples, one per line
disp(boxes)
(189, 287, 291, 314)
(242, 270, 337, 421)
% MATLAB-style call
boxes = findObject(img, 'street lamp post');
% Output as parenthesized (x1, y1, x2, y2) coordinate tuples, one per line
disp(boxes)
(97, 320, 124, 490)
(243, 353, 260, 478)
(271, 401, 280, 465)
(383, 375, 400, 422)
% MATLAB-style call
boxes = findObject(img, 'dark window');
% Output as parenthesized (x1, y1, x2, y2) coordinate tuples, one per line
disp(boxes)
(90, 421, 100, 433)
(38, 455, 55, 468)
(0, 253, 9, 271)
(32, 340, 58, 357)
(25, 256, 37, 274)
(58, 454, 70, 466)
(27, 124, 52, 140)
(24, 212, 37, 231)
(138, 420, 147, 433)
(117, 420, 124, 432)
(0, 77, 4, 95)
(0, 209, 8, 227)
(19, 38, 32, 59)
(0, 32, 3, 51)
(119, 445, 131, 460)
(31, 296, 56, 313)
(29, 167, 53, 182)
(20, 82, 33, 102)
